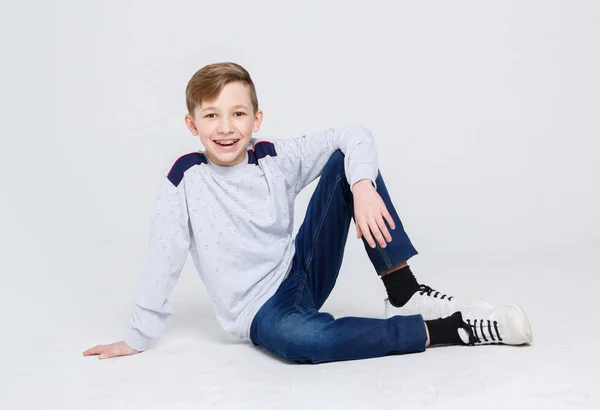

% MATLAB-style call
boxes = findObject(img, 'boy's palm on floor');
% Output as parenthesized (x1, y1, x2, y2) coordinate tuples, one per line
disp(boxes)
(83, 341, 139, 360)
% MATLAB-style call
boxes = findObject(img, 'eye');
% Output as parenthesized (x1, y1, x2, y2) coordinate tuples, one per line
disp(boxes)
(205, 113, 216, 118)
(234, 112, 245, 117)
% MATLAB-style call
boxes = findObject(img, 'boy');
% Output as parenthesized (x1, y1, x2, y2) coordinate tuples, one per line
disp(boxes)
(83, 62, 532, 363)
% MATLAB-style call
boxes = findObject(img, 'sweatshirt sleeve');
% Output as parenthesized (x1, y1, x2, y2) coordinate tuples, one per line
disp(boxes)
(271, 124, 379, 194)
(123, 161, 191, 352)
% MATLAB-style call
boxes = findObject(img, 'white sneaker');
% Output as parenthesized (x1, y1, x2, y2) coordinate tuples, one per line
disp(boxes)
(457, 303, 533, 345)
(384, 284, 494, 321)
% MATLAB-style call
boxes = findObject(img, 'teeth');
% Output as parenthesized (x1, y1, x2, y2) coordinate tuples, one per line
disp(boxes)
(215, 139, 239, 146)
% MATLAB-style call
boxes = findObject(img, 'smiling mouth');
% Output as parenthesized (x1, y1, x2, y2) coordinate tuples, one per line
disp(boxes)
(213, 139, 241, 148)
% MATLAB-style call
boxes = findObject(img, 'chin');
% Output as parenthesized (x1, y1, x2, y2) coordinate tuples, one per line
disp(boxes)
(208, 147, 247, 166)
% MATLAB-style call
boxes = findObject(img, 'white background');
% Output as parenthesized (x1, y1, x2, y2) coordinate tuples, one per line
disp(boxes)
(1, 0, 598, 409)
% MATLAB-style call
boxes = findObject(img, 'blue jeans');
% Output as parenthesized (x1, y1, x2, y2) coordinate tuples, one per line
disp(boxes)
(249, 150, 427, 363)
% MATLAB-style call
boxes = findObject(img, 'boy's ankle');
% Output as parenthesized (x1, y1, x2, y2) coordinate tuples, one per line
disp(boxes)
(381, 261, 408, 277)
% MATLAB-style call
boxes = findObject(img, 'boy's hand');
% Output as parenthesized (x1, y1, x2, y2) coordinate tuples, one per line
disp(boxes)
(352, 179, 395, 248)
(83, 341, 140, 360)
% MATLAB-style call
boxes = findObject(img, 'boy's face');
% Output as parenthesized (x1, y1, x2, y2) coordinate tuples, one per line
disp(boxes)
(184, 81, 263, 166)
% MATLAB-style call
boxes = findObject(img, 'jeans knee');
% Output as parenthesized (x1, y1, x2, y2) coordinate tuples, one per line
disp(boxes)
(270, 315, 337, 363)
(323, 149, 345, 174)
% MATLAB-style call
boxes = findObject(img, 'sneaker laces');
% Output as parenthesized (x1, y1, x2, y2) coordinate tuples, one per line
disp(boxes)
(461, 318, 503, 345)
(417, 284, 453, 301)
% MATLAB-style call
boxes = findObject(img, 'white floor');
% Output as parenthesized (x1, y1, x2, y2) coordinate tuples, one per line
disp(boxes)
(2, 248, 598, 410)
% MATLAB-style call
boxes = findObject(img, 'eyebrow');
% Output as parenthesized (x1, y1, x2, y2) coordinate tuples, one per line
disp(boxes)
(201, 104, 249, 111)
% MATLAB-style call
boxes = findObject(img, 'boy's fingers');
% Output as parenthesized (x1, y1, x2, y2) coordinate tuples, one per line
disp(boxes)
(83, 345, 101, 355)
(382, 206, 395, 230)
(376, 217, 392, 243)
(370, 220, 387, 247)
(361, 222, 376, 248)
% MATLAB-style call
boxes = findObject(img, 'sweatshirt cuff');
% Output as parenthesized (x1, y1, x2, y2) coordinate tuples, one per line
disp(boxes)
(349, 162, 378, 192)
(124, 327, 151, 352)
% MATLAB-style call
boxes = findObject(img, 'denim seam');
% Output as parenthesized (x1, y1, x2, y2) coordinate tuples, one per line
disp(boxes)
(376, 242, 393, 270)
(293, 270, 307, 286)
(304, 173, 346, 282)
(292, 272, 318, 308)
(293, 273, 306, 307)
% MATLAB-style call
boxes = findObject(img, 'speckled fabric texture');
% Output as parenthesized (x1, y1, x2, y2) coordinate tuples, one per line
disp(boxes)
(124, 124, 379, 352)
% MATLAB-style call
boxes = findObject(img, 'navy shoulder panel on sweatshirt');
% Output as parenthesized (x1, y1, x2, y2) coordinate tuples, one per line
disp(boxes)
(166, 152, 207, 187)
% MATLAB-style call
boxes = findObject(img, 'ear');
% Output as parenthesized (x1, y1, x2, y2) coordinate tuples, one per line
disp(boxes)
(184, 114, 199, 136)
(253, 109, 264, 133)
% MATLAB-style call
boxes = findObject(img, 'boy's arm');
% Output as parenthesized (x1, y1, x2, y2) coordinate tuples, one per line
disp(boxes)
(123, 162, 191, 352)
(272, 124, 378, 194)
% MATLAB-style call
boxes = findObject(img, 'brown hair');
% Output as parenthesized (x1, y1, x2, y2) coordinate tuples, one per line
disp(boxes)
(185, 62, 259, 118)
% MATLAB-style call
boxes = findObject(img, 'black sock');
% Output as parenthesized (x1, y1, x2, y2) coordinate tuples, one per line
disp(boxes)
(381, 265, 419, 307)
(425, 312, 468, 346)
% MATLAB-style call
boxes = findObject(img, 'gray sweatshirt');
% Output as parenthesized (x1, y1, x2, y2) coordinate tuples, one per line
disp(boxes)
(124, 124, 378, 352)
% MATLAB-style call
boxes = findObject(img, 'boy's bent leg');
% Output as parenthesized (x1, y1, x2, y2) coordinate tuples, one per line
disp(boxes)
(250, 273, 428, 364)
(294, 149, 418, 310)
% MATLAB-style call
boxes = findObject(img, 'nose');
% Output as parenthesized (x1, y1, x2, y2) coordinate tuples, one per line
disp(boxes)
(217, 117, 234, 134)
